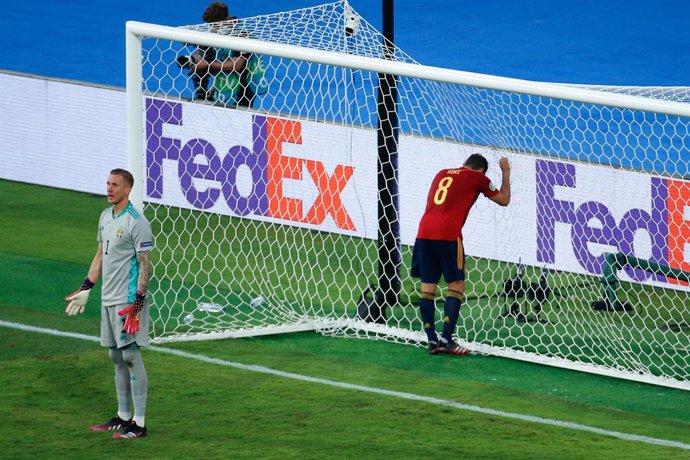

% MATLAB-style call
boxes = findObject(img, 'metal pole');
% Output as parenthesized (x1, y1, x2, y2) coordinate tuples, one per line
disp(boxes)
(376, 0, 400, 319)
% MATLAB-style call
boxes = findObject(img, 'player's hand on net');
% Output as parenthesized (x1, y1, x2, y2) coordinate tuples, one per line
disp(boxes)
(64, 277, 95, 316)
(118, 291, 146, 334)
(499, 156, 510, 173)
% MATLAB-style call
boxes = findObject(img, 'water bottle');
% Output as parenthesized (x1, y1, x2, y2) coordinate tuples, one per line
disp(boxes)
(249, 296, 265, 309)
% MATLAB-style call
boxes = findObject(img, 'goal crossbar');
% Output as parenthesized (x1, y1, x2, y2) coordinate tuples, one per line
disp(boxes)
(126, 20, 690, 120)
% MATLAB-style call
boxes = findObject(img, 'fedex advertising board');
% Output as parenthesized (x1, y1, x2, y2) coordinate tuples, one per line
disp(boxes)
(145, 98, 378, 237)
(144, 96, 690, 289)
(535, 158, 690, 286)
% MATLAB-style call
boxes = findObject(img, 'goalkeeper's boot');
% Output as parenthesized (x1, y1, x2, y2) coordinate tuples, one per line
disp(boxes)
(427, 340, 441, 355)
(89, 415, 132, 432)
(113, 422, 147, 439)
(437, 338, 470, 356)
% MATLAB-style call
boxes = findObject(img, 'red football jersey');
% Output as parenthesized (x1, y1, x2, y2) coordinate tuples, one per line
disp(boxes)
(416, 167, 499, 241)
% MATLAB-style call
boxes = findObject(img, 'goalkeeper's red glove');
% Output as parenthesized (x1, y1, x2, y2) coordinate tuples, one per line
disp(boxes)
(64, 277, 95, 316)
(118, 291, 146, 334)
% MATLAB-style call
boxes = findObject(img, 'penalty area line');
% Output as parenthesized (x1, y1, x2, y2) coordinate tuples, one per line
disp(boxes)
(2, 319, 689, 451)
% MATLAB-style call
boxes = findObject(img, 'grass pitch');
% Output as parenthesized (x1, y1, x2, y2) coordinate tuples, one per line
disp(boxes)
(1, 179, 689, 459)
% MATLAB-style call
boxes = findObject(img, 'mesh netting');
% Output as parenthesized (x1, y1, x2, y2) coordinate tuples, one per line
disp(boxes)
(133, 1, 690, 388)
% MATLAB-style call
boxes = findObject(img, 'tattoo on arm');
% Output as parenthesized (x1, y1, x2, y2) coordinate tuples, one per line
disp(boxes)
(137, 251, 152, 293)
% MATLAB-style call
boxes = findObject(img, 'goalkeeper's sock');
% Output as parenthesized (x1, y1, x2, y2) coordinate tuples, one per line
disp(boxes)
(123, 346, 148, 427)
(133, 416, 145, 428)
(109, 349, 132, 420)
(441, 290, 464, 342)
(419, 292, 438, 343)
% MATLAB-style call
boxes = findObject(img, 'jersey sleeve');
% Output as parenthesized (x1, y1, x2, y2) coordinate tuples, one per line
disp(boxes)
(132, 217, 154, 253)
(97, 210, 105, 242)
(478, 174, 500, 198)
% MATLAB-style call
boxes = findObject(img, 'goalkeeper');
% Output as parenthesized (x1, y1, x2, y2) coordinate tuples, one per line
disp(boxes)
(411, 154, 510, 355)
(64, 168, 154, 439)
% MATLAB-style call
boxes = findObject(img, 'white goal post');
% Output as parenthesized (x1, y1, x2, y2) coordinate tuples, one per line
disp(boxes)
(126, 2, 690, 391)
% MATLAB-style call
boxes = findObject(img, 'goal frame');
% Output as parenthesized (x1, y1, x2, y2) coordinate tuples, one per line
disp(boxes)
(125, 20, 690, 391)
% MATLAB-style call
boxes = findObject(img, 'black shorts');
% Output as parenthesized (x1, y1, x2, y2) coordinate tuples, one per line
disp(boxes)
(411, 238, 465, 284)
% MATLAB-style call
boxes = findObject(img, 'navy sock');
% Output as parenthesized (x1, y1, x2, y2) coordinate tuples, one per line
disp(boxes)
(441, 290, 464, 342)
(419, 292, 438, 343)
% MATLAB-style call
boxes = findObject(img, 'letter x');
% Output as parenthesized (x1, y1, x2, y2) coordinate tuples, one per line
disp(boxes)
(304, 160, 356, 231)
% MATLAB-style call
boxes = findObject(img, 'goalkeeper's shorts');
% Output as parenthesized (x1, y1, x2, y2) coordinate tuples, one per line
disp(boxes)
(101, 302, 150, 349)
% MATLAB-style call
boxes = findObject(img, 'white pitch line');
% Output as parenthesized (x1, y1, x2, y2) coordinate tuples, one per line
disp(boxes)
(2, 319, 689, 451)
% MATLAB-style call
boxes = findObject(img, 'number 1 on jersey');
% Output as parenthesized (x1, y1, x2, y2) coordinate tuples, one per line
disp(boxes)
(433, 176, 453, 204)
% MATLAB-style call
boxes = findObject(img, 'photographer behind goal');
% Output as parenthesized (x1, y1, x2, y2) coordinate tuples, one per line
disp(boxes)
(176, 2, 258, 108)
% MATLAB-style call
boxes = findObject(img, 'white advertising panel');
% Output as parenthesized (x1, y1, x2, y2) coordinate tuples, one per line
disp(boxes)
(0, 73, 126, 195)
(3, 74, 689, 287)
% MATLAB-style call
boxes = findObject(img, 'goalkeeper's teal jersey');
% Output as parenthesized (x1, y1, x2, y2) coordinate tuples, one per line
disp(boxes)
(97, 202, 153, 307)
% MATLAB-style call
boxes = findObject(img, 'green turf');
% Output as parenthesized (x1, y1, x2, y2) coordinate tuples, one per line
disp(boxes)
(2, 309, 689, 459)
(1, 179, 690, 458)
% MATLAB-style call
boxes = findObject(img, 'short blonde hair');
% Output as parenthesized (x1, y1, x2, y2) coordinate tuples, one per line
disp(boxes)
(110, 168, 134, 187)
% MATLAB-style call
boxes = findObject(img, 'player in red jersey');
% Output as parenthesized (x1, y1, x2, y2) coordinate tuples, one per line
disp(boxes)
(411, 153, 511, 355)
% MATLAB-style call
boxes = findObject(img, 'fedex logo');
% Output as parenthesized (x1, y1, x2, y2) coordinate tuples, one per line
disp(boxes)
(145, 99, 356, 231)
(536, 159, 690, 283)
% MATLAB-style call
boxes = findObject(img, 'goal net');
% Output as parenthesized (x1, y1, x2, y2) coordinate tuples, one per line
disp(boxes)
(127, 1, 690, 390)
